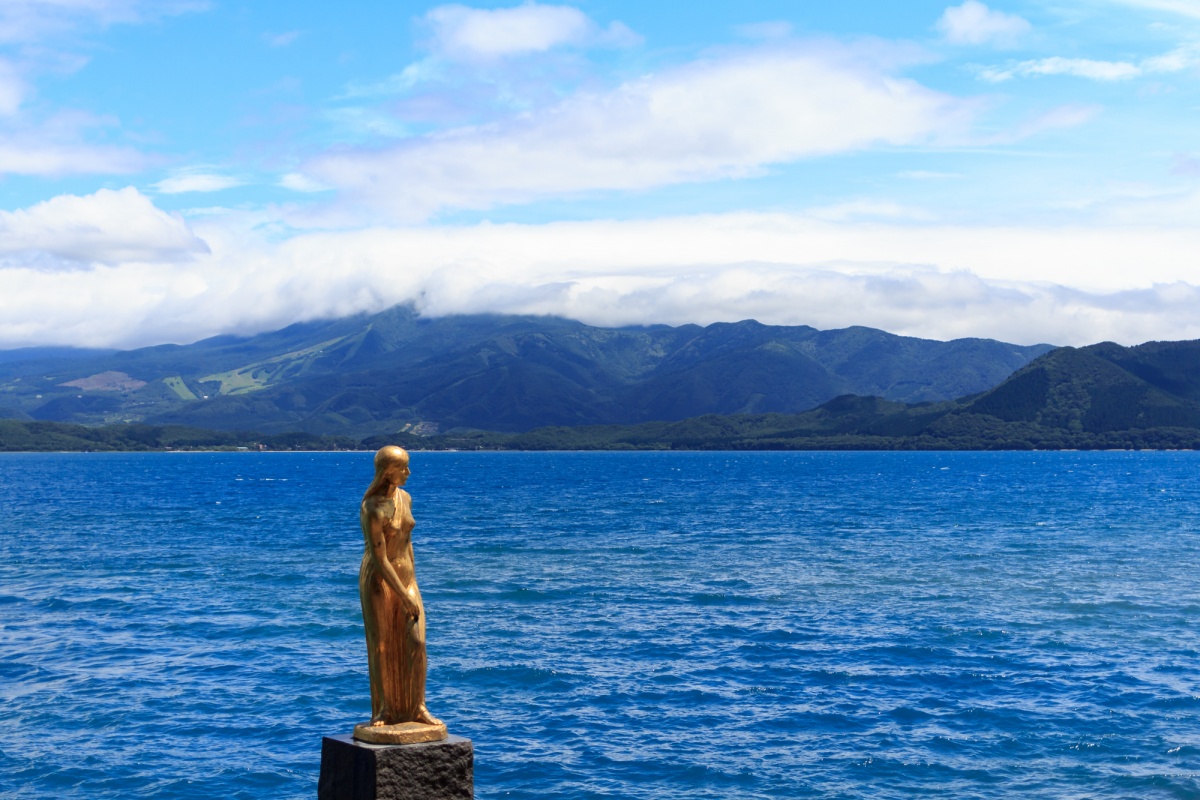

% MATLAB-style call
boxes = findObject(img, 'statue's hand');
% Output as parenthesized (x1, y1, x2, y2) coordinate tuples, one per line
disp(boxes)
(405, 589, 421, 621)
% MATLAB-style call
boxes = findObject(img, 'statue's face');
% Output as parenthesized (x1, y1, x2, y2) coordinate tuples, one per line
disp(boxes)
(385, 462, 410, 486)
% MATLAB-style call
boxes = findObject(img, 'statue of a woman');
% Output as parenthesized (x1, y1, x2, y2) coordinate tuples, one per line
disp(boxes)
(353, 446, 447, 744)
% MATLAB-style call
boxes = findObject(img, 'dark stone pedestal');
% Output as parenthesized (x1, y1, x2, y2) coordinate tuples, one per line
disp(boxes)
(318, 733, 473, 800)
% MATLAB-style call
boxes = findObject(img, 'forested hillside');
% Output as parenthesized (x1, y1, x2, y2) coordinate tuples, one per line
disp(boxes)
(8, 338, 1200, 452)
(0, 304, 1052, 436)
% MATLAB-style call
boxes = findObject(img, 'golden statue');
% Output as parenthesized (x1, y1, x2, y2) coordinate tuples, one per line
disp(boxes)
(352, 446, 448, 745)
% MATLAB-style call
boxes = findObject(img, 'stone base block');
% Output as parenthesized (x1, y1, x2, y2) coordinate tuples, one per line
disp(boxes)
(318, 733, 473, 800)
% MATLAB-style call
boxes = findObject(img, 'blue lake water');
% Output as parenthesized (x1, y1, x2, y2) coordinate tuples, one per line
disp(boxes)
(2, 450, 1200, 799)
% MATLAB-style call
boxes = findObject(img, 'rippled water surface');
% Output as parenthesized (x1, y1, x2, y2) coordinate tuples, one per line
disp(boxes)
(3, 451, 1200, 798)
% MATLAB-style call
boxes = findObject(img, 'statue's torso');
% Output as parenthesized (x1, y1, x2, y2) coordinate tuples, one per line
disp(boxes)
(363, 489, 416, 585)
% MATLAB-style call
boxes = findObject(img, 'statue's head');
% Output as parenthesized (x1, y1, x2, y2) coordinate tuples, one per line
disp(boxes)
(374, 445, 410, 486)
(374, 445, 409, 470)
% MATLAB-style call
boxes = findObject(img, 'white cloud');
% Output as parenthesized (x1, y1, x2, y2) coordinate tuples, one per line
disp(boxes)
(301, 45, 973, 220)
(278, 172, 330, 193)
(937, 1, 1031, 47)
(152, 172, 244, 194)
(7, 204, 1200, 348)
(983, 57, 1141, 82)
(0, 0, 206, 43)
(0, 187, 208, 266)
(981, 44, 1200, 82)
(422, 2, 634, 60)
(1143, 43, 1200, 71)
(1023, 57, 1143, 80)
(339, 62, 438, 100)
(413, 265, 1200, 351)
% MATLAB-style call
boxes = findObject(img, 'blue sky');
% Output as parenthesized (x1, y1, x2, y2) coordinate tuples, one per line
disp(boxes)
(1, 0, 1200, 348)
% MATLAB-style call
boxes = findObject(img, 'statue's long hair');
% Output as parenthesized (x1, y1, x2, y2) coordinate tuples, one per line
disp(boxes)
(363, 445, 409, 502)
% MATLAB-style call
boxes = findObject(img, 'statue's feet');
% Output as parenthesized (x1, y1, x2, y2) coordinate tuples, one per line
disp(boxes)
(414, 706, 443, 727)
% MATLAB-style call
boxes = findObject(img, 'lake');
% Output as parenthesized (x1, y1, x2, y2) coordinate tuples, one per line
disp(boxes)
(2, 450, 1199, 799)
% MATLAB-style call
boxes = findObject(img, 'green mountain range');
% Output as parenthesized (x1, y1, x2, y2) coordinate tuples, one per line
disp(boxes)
(6, 336, 1200, 452)
(442, 339, 1200, 451)
(0, 305, 1052, 436)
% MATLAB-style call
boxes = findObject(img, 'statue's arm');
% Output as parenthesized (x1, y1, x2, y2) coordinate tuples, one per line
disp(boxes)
(364, 502, 420, 619)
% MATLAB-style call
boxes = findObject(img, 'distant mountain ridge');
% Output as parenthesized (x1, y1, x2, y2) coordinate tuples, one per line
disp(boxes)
(467, 338, 1200, 451)
(8, 338, 1200, 452)
(0, 305, 1054, 435)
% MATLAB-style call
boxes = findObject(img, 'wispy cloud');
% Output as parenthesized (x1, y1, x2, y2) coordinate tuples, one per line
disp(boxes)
(0, 59, 27, 115)
(340, 62, 438, 100)
(1143, 44, 1200, 70)
(1108, 0, 1200, 19)
(981, 44, 1200, 82)
(0, 117, 147, 176)
(0, 0, 207, 44)
(263, 29, 301, 47)
(983, 57, 1141, 81)
(937, 1, 1031, 47)
(421, 2, 639, 61)
(0, 2, 212, 178)
(323, 106, 409, 139)
(278, 172, 329, 193)
(300, 44, 974, 220)
(152, 172, 244, 194)
(1000, 104, 1101, 141)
